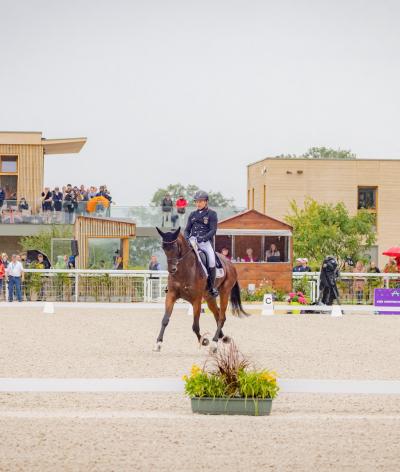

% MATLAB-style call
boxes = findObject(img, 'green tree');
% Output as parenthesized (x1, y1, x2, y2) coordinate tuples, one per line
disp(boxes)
(151, 183, 234, 207)
(20, 226, 73, 261)
(275, 147, 356, 160)
(285, 198, 376, 268)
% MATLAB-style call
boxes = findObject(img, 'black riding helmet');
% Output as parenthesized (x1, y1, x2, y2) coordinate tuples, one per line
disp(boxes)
(193, 190, 209, 201)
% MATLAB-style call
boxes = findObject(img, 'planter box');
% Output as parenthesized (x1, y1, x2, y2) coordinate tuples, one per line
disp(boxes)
(191, 397, 272, 416)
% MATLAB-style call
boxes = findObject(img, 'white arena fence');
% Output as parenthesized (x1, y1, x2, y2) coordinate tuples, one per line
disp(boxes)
(1, 270, 399, 305)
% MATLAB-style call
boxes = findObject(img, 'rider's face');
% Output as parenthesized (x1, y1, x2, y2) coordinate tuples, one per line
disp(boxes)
(195, 199, 207, 210)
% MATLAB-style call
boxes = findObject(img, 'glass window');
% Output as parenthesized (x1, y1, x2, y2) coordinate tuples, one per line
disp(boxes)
(264, 236, 289, 262)
(1, 156, 17, 173)
(233, 235, 262, 262)
(358, 187, 377, 210)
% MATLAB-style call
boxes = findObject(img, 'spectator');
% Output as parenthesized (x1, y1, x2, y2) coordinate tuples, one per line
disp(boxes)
(63, 188, 77, 224)
(18, 197, 29, 212)
(301, 258, 312, 272)
(6, 253, 24, 302)
(35, 253, 50, 301)
(1, 252, 9, 268)
(220, 247, 231, 260)
(41, 187, 53, 222)
(88, 186, 97, 199)
(265, 243, 280, 261)
(80, 185, 89, 201)
(369, 261, 380, 273)
(52, 187, 63, 222)
(149, 255, 161, 271)
(176, 195, 188, 225)
(353, 260, 366, 304)
(68, 256, 76, 269)
(243, 248, 258, 262)
(0, 187, 5, 208)
(161, 193, 173, 227)
(293, 258, 303, 272)
(0, 257, 5, 300)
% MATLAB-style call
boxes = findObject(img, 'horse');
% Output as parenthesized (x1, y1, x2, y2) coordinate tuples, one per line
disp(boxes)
(153, 227, 249, 353)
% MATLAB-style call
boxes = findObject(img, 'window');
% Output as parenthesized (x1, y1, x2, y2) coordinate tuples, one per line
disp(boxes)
(358, 187, 377, 210)
(1, 156, 18, 173)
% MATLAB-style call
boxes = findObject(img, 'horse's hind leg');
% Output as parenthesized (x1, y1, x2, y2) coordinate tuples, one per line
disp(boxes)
(210, 289, 229, 352)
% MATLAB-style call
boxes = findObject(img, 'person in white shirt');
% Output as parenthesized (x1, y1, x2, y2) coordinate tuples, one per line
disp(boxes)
(6, 254, 24, 302)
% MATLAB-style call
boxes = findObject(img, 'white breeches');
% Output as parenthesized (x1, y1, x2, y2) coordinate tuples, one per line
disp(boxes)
(197, 240, 216, 268)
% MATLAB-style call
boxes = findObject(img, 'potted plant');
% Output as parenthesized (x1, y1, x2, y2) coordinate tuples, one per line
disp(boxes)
(182, 341, 279, 416)
(287, 291, 308, 314)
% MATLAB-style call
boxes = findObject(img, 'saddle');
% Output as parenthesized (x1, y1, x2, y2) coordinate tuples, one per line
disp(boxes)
(189, 238, 224, 278)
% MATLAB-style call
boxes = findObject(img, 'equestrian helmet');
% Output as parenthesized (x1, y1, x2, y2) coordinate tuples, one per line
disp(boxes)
(193, 190, 209, 201)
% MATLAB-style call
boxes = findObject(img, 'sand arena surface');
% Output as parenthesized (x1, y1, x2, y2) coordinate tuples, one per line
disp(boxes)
(0, 307, 400, 471)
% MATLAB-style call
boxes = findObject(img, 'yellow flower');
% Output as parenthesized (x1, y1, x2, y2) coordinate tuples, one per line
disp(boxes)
(190, 364, 202, 377)
(260, 370, 277, 382)
(182, 374, 188, 381)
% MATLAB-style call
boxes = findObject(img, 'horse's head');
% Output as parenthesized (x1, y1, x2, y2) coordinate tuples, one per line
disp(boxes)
(156, 227, 189, 275)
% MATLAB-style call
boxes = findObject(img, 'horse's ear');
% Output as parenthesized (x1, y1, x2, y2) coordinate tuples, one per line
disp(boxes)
(156, 227, 164, 238)
(172, 227, 181, 239)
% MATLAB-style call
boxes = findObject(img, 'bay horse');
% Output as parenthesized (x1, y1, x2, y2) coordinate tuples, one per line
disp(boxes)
(153, 227, 249, 352)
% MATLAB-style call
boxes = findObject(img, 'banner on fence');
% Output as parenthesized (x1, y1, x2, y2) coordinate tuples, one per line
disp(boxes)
(374, 288, 400, 315)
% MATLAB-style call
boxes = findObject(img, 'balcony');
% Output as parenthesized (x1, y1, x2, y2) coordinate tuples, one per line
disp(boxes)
(0, 200, 244, 228)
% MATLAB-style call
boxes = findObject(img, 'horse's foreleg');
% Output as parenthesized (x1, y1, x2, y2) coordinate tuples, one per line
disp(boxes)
(153, 293, 176, 351)
(191, 299, 202, 343)
(206, 297, 224, 339)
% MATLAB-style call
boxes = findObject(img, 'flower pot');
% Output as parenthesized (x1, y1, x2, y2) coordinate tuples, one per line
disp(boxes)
(190, 397, 273, 416)
(288, 301, 301, 314)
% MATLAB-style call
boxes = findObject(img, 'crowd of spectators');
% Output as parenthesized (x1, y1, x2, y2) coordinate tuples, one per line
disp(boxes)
(0, 184, 112, 224)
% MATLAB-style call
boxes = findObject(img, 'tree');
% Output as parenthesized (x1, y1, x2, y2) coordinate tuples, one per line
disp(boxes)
(20, 225, 73, 261)
(285, 198, 376, 268)
(151, 183, 234, 207)
(275, 147, 356, 160)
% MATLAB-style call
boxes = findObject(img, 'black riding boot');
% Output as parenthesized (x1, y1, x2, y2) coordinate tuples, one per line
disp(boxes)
(208, 267, 219, 298)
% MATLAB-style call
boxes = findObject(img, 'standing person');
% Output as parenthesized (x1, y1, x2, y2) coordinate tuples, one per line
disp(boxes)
(52, 187, 63, 223)
(63, 188, 76, 224)
(353, 260, 366, 304)
(1, 252, 9, 268)
(184, 190, 219, 297)
(6, 254, 24, 302)
(148, 255, 161, 271)
(41, 187, 53, 222)
(175, 195, 188, 226)
(0, 187, 5, 209)
(161, 193, 173, 227)
(0, 257, 5, 300)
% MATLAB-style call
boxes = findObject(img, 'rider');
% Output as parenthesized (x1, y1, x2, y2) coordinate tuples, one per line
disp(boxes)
(184, 190, 219, 298)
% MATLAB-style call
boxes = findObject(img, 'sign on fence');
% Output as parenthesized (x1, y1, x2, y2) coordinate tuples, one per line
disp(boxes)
(374, 288, 400, 315)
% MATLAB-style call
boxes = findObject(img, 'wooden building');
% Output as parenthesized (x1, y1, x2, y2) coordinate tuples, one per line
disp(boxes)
(74, 216, 136, 269)
(216, 210, 293, 291)
(247, 156, 400, 267)
(0, 131, 86, 211)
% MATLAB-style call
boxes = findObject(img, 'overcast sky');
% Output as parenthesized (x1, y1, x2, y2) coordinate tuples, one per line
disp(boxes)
(1, 0, 399, 206)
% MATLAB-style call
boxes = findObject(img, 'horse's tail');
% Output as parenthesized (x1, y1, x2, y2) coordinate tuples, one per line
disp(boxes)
(230, 281, 250, 317)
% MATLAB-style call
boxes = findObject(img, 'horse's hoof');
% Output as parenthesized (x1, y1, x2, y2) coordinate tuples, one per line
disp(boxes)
(222, 335, 231, 344)
(152, 342, 162, 352)
(201, 338, 210, 347)
(209, 341, 218, 354)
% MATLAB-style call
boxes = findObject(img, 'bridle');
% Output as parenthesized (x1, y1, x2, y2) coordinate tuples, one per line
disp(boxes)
(163, 238, 193, 273)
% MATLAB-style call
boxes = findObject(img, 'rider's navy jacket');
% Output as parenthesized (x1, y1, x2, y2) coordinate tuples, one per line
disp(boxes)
(184, 207, 218, 243)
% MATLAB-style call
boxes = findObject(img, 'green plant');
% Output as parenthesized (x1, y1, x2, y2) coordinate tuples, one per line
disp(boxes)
(183, 341, 279, 399)
(293, 275, 311, 299)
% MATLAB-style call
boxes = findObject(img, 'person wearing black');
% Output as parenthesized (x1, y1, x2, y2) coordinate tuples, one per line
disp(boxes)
(184, 190, 219, 297)
(63, 189, 77, 224)
(0, 187, 5, 209)
(161, 193, 173, 227)
(318, 256, 340, 305)
(52, 187, 63, 222)
(18, 198, 29, 211)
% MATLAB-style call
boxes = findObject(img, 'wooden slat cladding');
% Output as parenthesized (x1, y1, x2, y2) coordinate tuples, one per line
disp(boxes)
(74, 216, 136, 269)
(0, 143, 43, 210)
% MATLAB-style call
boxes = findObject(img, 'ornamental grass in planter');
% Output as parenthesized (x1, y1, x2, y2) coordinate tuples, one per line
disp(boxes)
(183, 341, 279, 416)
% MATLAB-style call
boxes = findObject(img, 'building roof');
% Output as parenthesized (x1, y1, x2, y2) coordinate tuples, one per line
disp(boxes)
(0, 131, 86, 155)
(247, 156, 400, 167)
(218, 209, 292, 231)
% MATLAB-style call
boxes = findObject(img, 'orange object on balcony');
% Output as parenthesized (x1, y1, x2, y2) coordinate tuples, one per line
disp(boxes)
(86, 196, 110, 213)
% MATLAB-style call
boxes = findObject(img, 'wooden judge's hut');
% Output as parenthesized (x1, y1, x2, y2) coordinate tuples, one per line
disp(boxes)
(215, 209, 293, 291)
